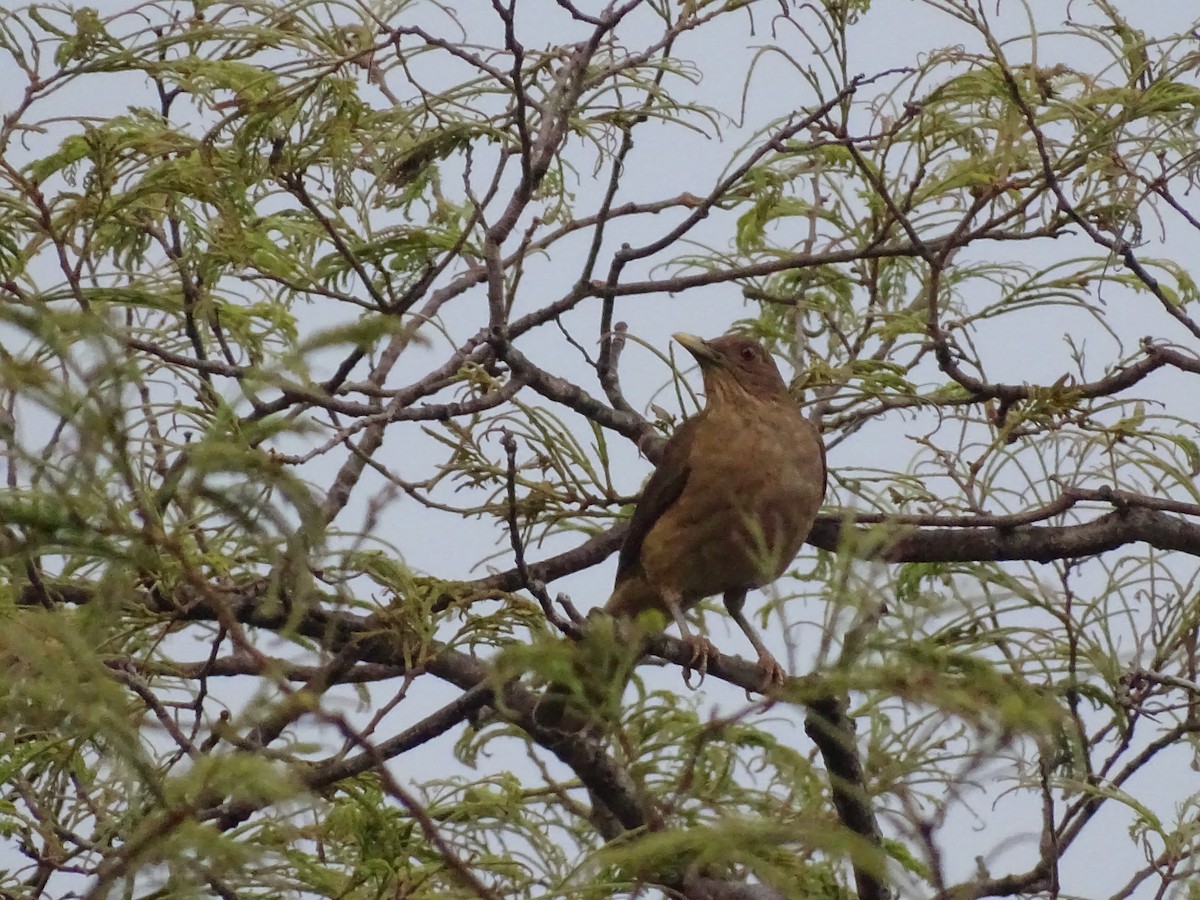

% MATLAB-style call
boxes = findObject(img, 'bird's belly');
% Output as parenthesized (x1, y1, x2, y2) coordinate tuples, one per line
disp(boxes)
(639, 478, 813, 602)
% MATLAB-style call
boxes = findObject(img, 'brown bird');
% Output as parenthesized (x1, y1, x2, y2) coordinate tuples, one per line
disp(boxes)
(606, 332, 827, 686)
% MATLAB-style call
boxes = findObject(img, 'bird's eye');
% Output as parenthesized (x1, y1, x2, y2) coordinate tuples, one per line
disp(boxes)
(740, 346, 757, 362)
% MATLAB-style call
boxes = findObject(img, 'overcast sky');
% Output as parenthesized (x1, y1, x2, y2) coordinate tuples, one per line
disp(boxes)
(5, 1, 1200, 896)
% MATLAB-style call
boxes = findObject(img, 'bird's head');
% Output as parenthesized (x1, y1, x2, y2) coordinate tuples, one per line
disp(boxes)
(673, 332, 788, 404)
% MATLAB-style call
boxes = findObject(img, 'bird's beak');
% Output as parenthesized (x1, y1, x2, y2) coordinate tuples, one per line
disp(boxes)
(673, 332, 720, 367)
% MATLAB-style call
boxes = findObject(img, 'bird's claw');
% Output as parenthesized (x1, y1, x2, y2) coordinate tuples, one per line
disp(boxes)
(755, 651, 788, 694)
(681, 636, 719, 688)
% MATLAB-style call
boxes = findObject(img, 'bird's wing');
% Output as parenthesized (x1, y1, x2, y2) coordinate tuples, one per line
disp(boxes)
(614, 416, 700, 585)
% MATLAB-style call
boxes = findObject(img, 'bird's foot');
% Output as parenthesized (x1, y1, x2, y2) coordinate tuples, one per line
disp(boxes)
(754, 650, 788, 694)
(680, 635, 719, 688)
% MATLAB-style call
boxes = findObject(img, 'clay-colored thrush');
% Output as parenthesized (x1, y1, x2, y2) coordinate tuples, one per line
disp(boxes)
(607, 332, 827, 685)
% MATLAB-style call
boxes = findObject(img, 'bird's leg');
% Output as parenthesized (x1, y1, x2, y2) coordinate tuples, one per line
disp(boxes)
(723, 590, 787, 690)
(662, 588, 718, 687)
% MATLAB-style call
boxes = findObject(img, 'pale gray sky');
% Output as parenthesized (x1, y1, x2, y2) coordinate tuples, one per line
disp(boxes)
(4, 1, 1200, 896)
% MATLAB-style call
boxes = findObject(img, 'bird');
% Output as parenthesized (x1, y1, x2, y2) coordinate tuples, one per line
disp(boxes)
(604, 332, 827, 687)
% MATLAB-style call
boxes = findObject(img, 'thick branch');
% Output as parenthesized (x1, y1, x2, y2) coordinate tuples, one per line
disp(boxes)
(805, 697, 891, 900)
(808, 507, 1200, 563)
(450, 505, 1200, 614)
